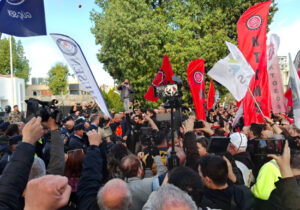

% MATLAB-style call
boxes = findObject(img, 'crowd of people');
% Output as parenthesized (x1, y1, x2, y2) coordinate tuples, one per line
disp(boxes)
(0, 100, 299, 210)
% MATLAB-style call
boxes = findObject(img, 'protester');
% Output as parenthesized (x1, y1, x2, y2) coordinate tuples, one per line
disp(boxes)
(8, 105, 23, 124)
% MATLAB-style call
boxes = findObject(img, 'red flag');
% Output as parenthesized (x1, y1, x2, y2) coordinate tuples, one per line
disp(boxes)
(144, 55, 174, 101)
(187, 59, 206, 120)
(207, 79, 215, 110)
(237, 1, 272, 125)
(285, 88, 293, 107)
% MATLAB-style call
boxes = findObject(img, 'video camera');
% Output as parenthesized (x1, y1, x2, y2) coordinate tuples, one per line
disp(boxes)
(25, 98, 62, 124)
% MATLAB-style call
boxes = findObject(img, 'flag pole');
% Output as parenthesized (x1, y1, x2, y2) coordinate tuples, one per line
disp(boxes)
(247, 87, 265, 118)
(9, 35, 15, 107)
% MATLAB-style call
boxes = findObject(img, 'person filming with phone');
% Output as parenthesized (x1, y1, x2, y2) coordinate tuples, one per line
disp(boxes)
(118, 79, 135, 111)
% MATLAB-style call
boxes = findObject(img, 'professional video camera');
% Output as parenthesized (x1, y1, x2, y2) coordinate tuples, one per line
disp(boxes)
(153, 76, 184, 170)
(154, 76, 183, 109)
(25, 98, 62, 124)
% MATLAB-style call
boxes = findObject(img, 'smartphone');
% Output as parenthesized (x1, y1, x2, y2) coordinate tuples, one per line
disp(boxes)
(207, 137, 230, 154)
(254, 139, 285, 155)
(194, 121, 204, 129)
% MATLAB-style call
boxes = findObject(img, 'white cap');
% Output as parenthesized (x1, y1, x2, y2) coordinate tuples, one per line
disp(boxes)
(230, 132, 248, 150)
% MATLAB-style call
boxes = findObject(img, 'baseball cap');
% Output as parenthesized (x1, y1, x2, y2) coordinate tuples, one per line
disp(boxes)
(230, 132, 248, 150)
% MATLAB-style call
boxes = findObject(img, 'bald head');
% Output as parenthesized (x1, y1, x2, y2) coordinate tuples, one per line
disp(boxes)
(97, 179, 132, 210)
(114, 113, 123, 123)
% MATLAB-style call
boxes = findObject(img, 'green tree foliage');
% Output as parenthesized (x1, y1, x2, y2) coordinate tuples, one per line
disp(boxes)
(46, 63, 69, 95)
(91, 0, 277, 106)
(0, 37, 30, 83)
(101, 88, 124, 112)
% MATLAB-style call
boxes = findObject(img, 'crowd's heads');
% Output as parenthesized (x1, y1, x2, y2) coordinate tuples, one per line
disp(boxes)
(0, 122, 10, 134)
(168, 166, 204, 207)
(114, 113, 123, 123)
(250, 123, 265, 139)
(198, 155, 228, 188)
(146, 184, 197, 210)
(4, 105, 11, 113)
(8, 135, 22, 153)
(13, 105, 19, 112)
(196, 137, 208, 157)
(97, 178, 132, 210)
(120, 155, 143, 178)
(64, 149, 85, 178)
(74, 123, 85, 137)
(6, 124, 19, 137)
(228, 132, 248, 155)
(90, 114, 100, 125)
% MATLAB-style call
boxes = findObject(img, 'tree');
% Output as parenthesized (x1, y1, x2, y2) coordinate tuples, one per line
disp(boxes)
(101, 88, 124, 112)
(0, 37, 30, 83)
(91, 0, 277, 106)
(46, 63, 69, 95)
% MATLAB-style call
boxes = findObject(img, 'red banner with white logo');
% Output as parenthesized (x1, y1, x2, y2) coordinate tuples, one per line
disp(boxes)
(237, 1, 271, 125)
(144, 55, 174, 101)
(187, 59, 206, 120)
(207, 78, 215, 110)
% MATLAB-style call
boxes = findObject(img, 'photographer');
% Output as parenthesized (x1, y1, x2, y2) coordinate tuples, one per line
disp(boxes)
(118, 79, 135, 111)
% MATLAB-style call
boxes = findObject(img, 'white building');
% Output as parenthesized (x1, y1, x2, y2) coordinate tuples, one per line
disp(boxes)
(0, 75, 26, 111)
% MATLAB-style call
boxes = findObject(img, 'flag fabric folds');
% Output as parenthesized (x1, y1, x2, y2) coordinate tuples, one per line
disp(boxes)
(207, 79, 215, 110)
(0, 0, 47, 37)
(208, 41, 254, 102)
(237, 1, 272, 125)
(289, 53, 300, 128)
(144, 55, 174, 102)
(187, 59, 206, 121)
(267, 34, 286, 113)
(50, 33, 111, 118)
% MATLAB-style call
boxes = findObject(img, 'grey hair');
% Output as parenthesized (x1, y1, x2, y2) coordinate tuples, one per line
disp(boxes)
(28, 157, 46, 181)
(97, 178, 132, 210)
(147, 184, 197, 210)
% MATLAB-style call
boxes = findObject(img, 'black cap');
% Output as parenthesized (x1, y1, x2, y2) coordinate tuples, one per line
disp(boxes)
(62, 116, 73, 123)
(75, 118, 85, 125)
(74, 123, 85, 131)
(0, 122, 10, 131)
(9, 135, 22, 146)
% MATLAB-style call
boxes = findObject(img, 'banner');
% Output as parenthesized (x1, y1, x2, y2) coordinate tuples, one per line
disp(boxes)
(268, 57, 287, 113)
(207, 78, 215, 110)
(232, 104, 244, 128)
(144, 55, 174, 101)
(294, 50, 300, 75)
(0, 0, 46, 37)
(267, 34, 286, 113)
(50, 34, 111, 118)
(289, 53, 300, 128)
(237, 1, 272, 125)
(187, 59, 206, 120)
(208, 41, 254, 102)
(267, 34, 280, 70)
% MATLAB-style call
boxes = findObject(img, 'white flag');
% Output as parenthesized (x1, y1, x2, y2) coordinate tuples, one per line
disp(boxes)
(50, 33, 111, 118)
(289, 53, 300, 128)
(208, 41, 254, 101)
(267, 34, 280, 70)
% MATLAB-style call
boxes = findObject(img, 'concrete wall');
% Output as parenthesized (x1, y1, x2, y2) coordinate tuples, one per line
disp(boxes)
(25, 94, 94, 106)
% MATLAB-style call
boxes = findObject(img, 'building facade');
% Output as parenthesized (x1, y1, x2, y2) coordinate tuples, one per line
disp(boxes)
(0, 75, 26, 111)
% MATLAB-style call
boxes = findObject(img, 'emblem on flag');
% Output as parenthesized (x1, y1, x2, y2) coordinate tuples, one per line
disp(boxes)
(246, 15, 262, 30)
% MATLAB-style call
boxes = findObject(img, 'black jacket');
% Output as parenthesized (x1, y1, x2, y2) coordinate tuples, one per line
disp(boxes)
(201, 185, 255, 210)
(117, 84, 135, 102)
(267, 176, 300, 210)
(0, 143, 35, 210)
(77, 145, 104, 210)
(67, 134, 88, 152)
(233, 152, 254, 170)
